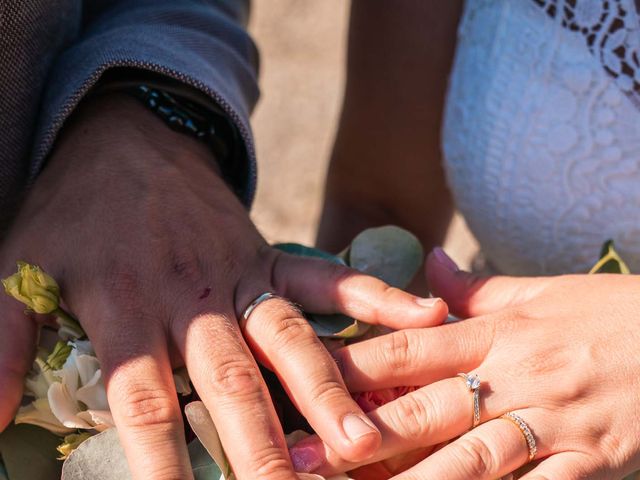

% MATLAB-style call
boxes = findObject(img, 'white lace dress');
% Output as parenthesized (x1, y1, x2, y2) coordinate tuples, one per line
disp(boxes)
(442, 0, 640, 276)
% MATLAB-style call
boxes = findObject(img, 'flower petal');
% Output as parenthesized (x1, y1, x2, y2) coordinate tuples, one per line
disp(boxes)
(48, 382, 92, 429)
(77, 410, 115, 432)
(14, 399, 74, 435)
(75, 354, 101, 386)
(76, 370, 108, 410)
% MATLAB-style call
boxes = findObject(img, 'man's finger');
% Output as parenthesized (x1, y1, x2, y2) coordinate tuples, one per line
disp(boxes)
(273, 253, 449, 329)
(240, 295, 381, 464)
(290, 376, 493, 476)
(97, 322, 192, 480)
(426, 248, 551, 318)
(175, 308, 298, 480)
(0, 298, 37, 431)
(334, 321, 492, 392)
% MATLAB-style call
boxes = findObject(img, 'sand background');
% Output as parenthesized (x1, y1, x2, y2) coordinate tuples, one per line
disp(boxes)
(248, 0, 477, 268)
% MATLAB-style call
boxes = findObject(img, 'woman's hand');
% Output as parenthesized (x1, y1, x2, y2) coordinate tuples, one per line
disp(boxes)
(0, 94, 449, 480)
(290, 249, 640, 479)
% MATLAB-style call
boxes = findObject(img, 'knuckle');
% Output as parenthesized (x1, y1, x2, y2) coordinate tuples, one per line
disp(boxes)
(382, 330, 414, 373)
(119, 386, 179, 429)
(166, 246, 206, 284)
(248, 445, 294, 479)
(325, 261, 352, 283)
(308, 379, 348, 406)
(210, 356, 263, 399)
(453, 435, 497, 477)
(369, 284, 402, 322)
(391, 391, 431, 440)
(269, 313, 314, 349)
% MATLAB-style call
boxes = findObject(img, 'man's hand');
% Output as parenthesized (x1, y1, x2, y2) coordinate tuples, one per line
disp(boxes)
(0, 94, 448, 479)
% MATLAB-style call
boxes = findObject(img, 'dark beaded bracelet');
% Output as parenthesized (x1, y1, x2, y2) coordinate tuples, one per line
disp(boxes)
(125, 85, 245, 199)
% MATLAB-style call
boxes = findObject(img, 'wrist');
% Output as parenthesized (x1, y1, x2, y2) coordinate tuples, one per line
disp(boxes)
(64, 93, 220, 172)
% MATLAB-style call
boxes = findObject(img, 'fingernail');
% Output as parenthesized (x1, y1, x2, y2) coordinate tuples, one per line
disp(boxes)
(342, 414, 378, 442)
(289, 445, 323, 473)
(432, 247, 459, 272)
(416, 297, 442, 308)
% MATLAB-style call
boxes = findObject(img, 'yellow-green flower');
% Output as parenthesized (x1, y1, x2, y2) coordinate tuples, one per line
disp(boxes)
(45, 341, 73, 371)
(57, 432, 92, 460)
(2, 261, 60, 314)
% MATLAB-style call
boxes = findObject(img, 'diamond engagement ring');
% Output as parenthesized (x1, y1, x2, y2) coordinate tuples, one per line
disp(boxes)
(457, 372, 481, 428)
(242, 292, 279, 321)
(500, 412, 537, 461)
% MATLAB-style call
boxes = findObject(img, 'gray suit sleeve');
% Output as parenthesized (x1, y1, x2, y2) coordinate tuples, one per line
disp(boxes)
(32, 0, 260, 206)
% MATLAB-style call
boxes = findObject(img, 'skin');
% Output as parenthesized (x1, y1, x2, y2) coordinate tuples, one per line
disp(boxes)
(316, 0, 462, 268)
(0, 93, 449, 479)
(307, 0, 640, 478)
(292, 252, 640, 479)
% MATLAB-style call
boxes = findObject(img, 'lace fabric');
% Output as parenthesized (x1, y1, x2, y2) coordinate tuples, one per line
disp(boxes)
(534, 0, 640, 103)
(442, 0, 640, 276)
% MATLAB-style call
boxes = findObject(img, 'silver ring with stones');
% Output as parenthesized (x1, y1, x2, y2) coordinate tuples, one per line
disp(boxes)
(457, 372, 481, 428)
(242, 292, 279, 321)
(501, 412, 537, 461)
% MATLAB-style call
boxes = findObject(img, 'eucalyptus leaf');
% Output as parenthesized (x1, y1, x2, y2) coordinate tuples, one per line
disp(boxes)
(348, 226, 423, 289)
(0, 424, 61, 480)
(185, 402, 233, 480)
(589, 240, 631, 274)
(189, 438, 223, 480)
(61, 427, 227, 480)
(61, 429, 131, 480)
(307, 314, 370, 338)
(274, 243, 346, 266)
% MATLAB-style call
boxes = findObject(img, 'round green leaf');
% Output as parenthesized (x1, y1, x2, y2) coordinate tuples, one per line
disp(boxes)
(348, 226, 424, 289)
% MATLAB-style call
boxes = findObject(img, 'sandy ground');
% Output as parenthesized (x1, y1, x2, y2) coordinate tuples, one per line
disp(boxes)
(248, 1, 478, 268)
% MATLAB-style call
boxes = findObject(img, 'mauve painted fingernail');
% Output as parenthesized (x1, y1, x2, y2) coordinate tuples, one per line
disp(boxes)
(342, 414, 378, 442)
(433, 247, 459, 272)
(289, 445, 323, 473)
(416, 297, 442, 308)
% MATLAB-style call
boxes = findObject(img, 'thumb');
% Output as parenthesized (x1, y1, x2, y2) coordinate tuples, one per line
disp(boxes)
(0, 297, 37, 431)
(426, 247, 551, 318)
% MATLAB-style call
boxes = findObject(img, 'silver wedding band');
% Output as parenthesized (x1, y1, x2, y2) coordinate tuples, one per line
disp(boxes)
(457, 372, 481, 428)
(242, 292, 279, 321)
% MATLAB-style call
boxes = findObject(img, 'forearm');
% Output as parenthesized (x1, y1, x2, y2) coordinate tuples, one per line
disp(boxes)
(317, 0, 463, 254)
(32, 0, 259, 209)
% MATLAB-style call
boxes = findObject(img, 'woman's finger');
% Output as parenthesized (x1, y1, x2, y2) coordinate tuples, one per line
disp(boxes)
(291, 374, 515, 476)
(391, 409, 549, 480)
(273, 253, 449, 328)
(426, 248, 552, 318)
(519, 451, 602, 480)
(174, 307, 298, 480)
(96, 320, 192, 480)
(334, 320, 492, 392)
(0, 297, 37, 430)
(240, 295, 381, 463)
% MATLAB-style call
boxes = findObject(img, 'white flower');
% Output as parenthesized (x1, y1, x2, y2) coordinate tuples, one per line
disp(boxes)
(47, 347, 112, 431)
(15, 340, 114, 434)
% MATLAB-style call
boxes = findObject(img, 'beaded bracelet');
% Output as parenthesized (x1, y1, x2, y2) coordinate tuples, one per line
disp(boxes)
(124, 84, 245, 200)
